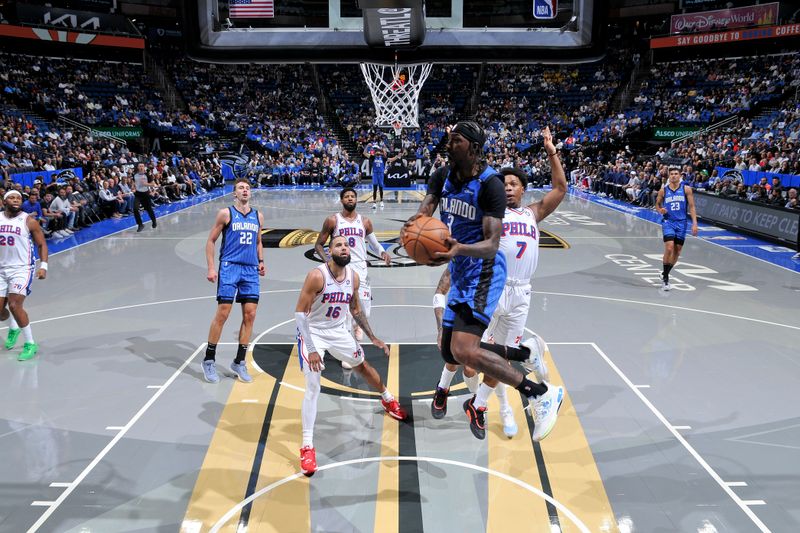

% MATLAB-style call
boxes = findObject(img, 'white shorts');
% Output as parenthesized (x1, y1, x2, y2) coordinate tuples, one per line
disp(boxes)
(0, 265, 34, 298)
(298, 324, 365, 373)
(481, 282, 531, 347)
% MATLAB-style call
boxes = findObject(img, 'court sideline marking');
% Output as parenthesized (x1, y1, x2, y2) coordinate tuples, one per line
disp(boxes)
(25, 343, 207, 533)
(580, 341, 772, 533)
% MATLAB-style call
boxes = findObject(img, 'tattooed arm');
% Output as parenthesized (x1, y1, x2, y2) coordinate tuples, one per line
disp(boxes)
(350, 272, 389, 356)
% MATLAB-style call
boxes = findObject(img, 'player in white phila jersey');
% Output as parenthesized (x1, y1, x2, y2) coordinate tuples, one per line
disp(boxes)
(314, 187, 390, 348)
(295, 235, 406, 477)
(0, 191, 48, 361)
(432, 126, 567, 440)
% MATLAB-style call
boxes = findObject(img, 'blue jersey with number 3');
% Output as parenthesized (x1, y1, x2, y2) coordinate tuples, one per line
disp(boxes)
(220, 207, 260, 265)
(663, 181, 688, 221)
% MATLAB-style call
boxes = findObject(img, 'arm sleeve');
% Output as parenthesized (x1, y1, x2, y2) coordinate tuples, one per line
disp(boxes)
(295, 312, 318, 354)
(478, 174, 507, 219)
(366, 232, 383, 255)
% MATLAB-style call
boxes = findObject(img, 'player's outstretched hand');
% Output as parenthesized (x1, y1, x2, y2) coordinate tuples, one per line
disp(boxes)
(374, 338, 390, 357)
(308, 351, 325, 372)
(432, 236, 460, 265)
(207, 269, 218, 283)
(380, 251, 391, 266)
(542, 126, 555, 154)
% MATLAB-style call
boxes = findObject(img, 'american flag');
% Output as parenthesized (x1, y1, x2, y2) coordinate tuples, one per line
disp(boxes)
(230, 0, 274, 18)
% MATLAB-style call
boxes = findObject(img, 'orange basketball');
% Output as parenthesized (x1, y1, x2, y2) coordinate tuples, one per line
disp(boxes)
(402, 216, 450, 265)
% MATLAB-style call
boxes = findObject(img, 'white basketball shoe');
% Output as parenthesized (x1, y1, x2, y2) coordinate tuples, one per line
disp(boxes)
(520, 334, 550, 383)
(528, 383, 564, 442)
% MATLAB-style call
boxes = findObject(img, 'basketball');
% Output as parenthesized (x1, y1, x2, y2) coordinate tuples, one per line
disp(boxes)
(402, 216, 450, 265)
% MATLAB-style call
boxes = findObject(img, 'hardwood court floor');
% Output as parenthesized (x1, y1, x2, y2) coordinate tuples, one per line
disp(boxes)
(1, 187, 797, 533)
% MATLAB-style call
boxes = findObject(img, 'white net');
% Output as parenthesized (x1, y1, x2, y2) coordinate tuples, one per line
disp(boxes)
(360, 62, 433, 129)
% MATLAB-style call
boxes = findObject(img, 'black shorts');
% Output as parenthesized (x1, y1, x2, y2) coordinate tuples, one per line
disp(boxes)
(439, 303, 486, 365)
(663, 235, 686, 246)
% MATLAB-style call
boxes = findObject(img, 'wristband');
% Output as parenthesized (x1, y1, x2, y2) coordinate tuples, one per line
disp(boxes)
(547, 151, 557, 157)
(258, 259, 264, 263)
(39, 261, 48, 271)
(432, 293, 447, 309)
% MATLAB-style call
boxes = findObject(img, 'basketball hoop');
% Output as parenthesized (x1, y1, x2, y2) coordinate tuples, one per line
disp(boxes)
(360, 62, 433, 129)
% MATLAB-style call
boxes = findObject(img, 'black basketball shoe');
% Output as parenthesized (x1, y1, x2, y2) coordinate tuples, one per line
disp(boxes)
(463, 396, 487, 440)
(431, 386, 449, 419)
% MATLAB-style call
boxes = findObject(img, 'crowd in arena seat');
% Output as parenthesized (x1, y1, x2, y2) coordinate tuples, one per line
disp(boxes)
(632, 54, 797, 126)
(167, 59, 357, 186)
(1, 52, 164, 128)
(0, 133, 225, 240)
(570, 97, 800, 211)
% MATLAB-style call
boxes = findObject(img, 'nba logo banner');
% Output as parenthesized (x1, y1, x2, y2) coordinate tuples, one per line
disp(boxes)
(533, 0, 557, 19)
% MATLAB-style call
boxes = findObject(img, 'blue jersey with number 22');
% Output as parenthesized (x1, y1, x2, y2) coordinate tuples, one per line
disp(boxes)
(220, 207, 260, 265)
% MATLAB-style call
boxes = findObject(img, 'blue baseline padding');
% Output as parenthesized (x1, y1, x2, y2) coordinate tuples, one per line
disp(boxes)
(716, 167, 800, 188)
(10, 167, 84, 188)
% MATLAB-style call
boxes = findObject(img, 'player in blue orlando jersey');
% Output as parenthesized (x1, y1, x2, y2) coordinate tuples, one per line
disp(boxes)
(202, 178, 266, 383)
(655, 166, 698, 291)
(403, 121, 563, 442)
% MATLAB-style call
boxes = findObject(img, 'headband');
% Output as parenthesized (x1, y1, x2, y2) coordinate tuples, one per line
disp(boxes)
(451, 121, 487, 149)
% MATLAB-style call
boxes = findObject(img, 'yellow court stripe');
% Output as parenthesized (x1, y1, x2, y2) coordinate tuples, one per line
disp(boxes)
(410, 382, 468, 397)
(486, 385, 551, 533)
(248, 347, 311, 533)
(539, 350, 619, 533)
(181, 358, 277, 533)
(372, 343, 400, 533)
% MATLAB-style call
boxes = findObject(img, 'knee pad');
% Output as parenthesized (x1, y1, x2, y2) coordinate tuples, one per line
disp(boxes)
(439, 327, 459, 365)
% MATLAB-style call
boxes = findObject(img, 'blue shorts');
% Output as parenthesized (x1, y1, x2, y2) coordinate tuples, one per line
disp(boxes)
(217, 261, 260, 304)
(372, 172, 384, 187)
(442, 253, 507, 328)
(662, 218, 687, 244)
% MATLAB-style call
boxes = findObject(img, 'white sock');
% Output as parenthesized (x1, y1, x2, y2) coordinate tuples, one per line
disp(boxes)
(463, 371, 480, 394)
(474, 383, 495, 409)
(438, 366, 457, 390)
(381, 389, 394, 402)
(21, 325, 34, 344)
(495, 384, 510, 411)
(302, 371, 321, 448)
(9, 316, 18, 329)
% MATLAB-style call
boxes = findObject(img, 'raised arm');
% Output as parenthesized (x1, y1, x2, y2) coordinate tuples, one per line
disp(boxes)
(206, 208, 230, 282)
(529, 127, 567, 222)
(314, 215, 336, 262)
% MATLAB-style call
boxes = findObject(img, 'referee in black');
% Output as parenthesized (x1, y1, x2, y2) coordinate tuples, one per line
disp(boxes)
(133, 162, 158, 232)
